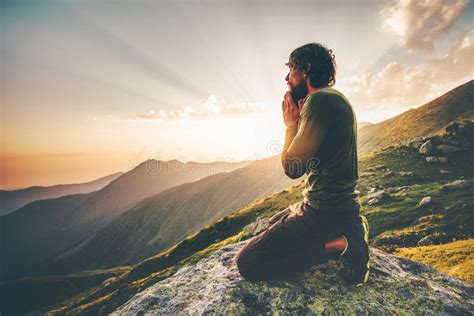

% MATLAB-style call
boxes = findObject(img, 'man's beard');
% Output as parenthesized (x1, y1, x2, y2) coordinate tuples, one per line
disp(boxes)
(290, 81, 308, 104)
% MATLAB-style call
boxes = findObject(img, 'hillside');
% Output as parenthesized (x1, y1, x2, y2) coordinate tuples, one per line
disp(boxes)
(0, 172, 123, 216)
(0, 159, 250, 282)
(3, 119, 471, 315)
(358, 79, 474, 155)
(33, 155, 299, 277)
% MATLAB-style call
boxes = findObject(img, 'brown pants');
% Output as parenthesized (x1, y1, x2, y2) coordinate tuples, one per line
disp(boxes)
(235, 200, 360, 281)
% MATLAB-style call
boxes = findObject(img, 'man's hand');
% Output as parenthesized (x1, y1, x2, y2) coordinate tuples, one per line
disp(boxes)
(282, 91, 304, 128)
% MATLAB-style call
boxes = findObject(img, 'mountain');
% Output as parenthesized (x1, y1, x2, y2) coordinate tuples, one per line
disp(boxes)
(358, 79, 474, 155)
(0, 159, 251, 282)
(20, 120, 471, 315)
(0, 172, 123, 216)
(114, 242, 473, 315)
(35, 155, 299, 276)
(357, 121, 372, 129)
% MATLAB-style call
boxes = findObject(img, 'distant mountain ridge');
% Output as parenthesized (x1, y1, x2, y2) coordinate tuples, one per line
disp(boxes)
(358, 79, 474, 155)
(33, 155, 299, 276)
(0, 172, 123, 216)
(0, 159, 251, 282)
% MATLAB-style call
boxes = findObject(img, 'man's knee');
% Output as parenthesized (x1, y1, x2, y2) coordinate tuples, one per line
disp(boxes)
(235, 243, 262, 282)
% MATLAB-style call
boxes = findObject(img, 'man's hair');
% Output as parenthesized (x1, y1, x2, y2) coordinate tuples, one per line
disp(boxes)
(289, 43, 337, 88)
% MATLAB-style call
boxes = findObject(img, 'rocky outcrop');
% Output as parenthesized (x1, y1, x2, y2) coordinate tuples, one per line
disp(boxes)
(113, 242, 474, 315)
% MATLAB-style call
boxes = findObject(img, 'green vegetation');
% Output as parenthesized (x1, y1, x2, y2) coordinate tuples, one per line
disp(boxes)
(0, 267, 128, 315)
(395, 239, 474, 284)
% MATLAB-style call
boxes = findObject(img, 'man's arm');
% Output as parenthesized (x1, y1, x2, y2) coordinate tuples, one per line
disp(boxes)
(281, 94, 328, 179)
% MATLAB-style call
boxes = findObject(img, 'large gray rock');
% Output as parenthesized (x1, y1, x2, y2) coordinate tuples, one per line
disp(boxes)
(113, 242, 474, 315)
(419, 140, 433, 155)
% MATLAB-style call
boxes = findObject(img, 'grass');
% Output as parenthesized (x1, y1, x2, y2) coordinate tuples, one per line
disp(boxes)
(395, 239, 474, 284)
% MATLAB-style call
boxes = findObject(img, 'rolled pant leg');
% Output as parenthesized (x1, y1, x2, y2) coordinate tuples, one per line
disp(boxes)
(235, 201, 328, 282)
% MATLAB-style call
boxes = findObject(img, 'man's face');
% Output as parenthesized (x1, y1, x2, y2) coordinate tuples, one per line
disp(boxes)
(285, 60, 308, 104)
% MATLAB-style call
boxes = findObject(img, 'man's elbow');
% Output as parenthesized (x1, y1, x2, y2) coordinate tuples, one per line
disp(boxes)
(284, 169, 304, 179)
(282, 160, 306, 179)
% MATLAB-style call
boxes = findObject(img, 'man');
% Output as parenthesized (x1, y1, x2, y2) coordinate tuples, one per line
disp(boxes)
(235, 43, 370, 286)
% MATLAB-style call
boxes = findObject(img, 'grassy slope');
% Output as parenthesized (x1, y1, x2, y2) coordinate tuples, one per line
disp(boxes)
(37, 120, 474, 315)
(395, 239, 474, 284)
(358, 79, 474, 155)
(0, 267, 128, 315)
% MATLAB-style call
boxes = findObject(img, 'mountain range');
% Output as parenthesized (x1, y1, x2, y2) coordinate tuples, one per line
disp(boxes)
(0, 159, 251, 281)
(0, 172, 123, 216)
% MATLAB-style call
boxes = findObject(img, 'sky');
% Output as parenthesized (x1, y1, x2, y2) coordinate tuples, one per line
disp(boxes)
(1, 0, 473, 189)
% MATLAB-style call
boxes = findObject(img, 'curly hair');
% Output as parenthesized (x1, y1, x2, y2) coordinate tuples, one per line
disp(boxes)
(289, 43, 337, 88)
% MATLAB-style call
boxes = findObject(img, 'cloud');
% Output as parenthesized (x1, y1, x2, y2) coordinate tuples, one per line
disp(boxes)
(135, 95, 267, 120)
(344, 33, 474, 110)
(383, 0, 469, 50)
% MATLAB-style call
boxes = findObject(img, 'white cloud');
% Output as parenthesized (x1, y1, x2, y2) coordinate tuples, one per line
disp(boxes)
(344, 33, 474, 111)
(135, 95, 267, 120)
(383, 0, 469, 50)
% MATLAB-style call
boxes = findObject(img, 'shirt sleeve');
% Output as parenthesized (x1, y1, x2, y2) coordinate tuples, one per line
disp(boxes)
(284, 92, 331, 176)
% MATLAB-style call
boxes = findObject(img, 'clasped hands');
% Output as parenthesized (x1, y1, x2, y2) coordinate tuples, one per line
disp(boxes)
(282, 91, 304, 128)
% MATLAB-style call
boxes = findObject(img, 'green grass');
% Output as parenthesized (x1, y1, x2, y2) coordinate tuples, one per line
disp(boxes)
(395, 239, 474, 284)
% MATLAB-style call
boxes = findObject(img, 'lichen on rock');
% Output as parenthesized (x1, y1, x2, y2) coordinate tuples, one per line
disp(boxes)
(113, 242, 474, 315)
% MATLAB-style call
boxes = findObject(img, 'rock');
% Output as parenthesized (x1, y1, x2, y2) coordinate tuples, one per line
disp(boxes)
(442, 180, 471, 191)
(383, 171, 395, 177)
(114, 242, 474, 315)
(438, 157, 448, 164)
(367, 198, 381, 206)
(418, 197, 432, 207)
(439, 169, 451, 174)
(425, 156, 448, 164)
(417, 235, 435, 246)
(374, 164, 386, 170)
(399, 171, 414, 177)
(242, 217, 270, 236)
(409, 139, 424, 149)
(367, 190, 390, 200)
(419, 140, 433, 155)
(360, 171, 375, 177)
(436, 144, 462, 153)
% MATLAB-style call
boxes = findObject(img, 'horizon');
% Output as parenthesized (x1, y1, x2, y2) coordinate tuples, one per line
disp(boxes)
(1, 0, 473, 189)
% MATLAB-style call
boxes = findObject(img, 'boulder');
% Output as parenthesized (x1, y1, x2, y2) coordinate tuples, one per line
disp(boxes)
(442, 180, 471, 191)
(417, 235, 436, 246)
(367, 190, 390, 200)
(425, 156, 448, 164)
(114, 242, 474, 315)
(418, 196, 432, 207)
(419, 140, 433, 155)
